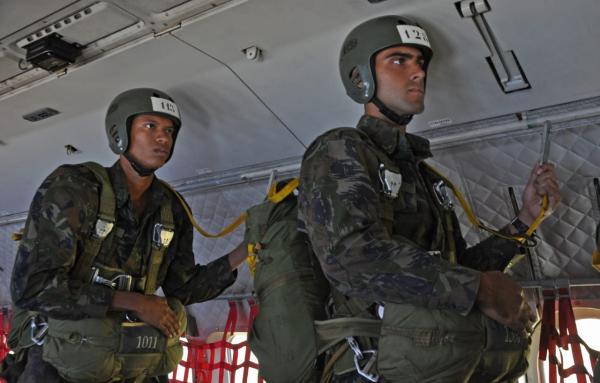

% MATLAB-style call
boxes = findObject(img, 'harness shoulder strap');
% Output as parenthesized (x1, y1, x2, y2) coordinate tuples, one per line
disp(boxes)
(144, 185, 175, 294)
(419, 163, 458, 264)
(71, 162, 116, 282)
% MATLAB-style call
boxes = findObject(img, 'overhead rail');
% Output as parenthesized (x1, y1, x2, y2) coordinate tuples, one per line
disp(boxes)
(520, 278, 600, 290)
(430, 104, 600, 148)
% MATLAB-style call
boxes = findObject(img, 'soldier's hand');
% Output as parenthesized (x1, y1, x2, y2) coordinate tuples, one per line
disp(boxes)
(476, 271, 536, 333)
(227, 241, 249, 270)
(519, 163, 561, 225)
(134, 295, 180, 338)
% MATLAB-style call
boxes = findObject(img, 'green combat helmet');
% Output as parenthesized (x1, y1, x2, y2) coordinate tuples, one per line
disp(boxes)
(339, 15, 433, 125)
(105, 88, 182, 175)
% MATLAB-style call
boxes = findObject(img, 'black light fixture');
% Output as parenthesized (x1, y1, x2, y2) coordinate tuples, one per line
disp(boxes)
(24, 33, 82, 72)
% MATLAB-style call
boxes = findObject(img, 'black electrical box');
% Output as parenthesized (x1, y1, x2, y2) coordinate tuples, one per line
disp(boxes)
(25, 33, 81, 72)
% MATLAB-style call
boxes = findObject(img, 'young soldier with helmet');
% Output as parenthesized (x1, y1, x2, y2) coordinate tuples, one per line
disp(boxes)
(3, 88, 247, 383)
(298, 16, 561, 382)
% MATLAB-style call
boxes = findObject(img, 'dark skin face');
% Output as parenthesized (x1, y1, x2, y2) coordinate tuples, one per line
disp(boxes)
(118, 114, 176, 212)
(365, 45, 427, 129)
(126, 114, 175, 170)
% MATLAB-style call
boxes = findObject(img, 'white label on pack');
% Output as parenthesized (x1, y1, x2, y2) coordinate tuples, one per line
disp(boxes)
(384, 169, 402, 198)
(396, 24, 431, 49)
(150, 97, 180, 119)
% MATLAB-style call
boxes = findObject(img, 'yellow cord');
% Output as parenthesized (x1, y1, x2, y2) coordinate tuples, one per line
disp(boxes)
(423, 163, 548, 244)
(525, 195, 549, 238)
(592, 248, 600, 273)
(161, 181, 247, 238)
(11, 230, 23, 241)
(267, 178, 299, 203)
(247, 243, 258, 275)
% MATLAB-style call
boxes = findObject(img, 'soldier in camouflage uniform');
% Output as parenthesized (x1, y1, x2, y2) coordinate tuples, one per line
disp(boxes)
(4, 88, 248, 383)
(298, 16, 561, 382)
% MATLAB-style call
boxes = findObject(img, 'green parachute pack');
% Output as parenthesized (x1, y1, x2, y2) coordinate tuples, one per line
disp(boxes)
(7, 162, 186, 383)
(245, 179, 331, 382)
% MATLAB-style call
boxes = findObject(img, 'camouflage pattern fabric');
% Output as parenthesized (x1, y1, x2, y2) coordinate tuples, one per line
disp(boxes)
(11, 161, 236, 320)
(298, 115, 520, 316)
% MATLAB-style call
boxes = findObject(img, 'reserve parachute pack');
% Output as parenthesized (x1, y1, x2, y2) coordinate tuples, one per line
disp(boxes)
(245, 179, 331, 382)
(7, 162, 185, 383)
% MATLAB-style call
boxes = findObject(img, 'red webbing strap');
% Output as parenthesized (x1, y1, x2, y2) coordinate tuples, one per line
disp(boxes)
(540, 290, 559, 383)
(0, 308, 11, 363)
(242, 299, 262, 383)
(558, 288, 587, 383)
(218, 301, 238, 383)
(539, 288, 593, 383)
(0, 308, 9, 362)
(0, 309, 10, 383)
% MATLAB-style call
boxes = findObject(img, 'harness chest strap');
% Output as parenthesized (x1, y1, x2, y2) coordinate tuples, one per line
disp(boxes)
(72, 162, 174, 293)
(72, 162, 116, 282)
(144, 198, 175, 294)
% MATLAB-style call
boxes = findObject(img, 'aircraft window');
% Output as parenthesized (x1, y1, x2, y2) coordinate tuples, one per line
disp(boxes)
(537, 316, 600, 383)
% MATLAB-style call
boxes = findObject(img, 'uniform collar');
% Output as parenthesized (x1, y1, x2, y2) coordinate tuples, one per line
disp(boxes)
(108, 161, 166, 213)
(356, 115, 432, 161)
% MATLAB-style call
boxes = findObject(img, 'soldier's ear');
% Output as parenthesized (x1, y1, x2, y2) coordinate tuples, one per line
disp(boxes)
(350, 67, 364, 89)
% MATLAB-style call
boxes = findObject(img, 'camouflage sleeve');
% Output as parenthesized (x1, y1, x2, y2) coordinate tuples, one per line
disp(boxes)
(298, 133, 481, 315)
(453, 212, 520, 271)
(161, 199, 236, 305)
(10, 166, 114, 320)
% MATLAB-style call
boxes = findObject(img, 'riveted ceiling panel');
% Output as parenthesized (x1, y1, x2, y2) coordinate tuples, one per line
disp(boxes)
(119, 0, 195, 14)
(0, 0, 75, 39)
(0, 51, 22, 81)
(16, 2, 141, 48)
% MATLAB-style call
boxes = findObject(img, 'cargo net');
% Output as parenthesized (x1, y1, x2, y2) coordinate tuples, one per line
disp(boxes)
(170, 299, 265, 383)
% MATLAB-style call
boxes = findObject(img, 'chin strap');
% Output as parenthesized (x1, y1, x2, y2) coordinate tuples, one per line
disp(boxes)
(372, 97, 413, 126)
(124, 152, 157, 177)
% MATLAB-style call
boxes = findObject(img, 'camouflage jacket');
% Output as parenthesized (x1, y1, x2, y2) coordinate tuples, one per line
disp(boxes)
(298, 115, 519, 315)
(11, 161, 236, 320)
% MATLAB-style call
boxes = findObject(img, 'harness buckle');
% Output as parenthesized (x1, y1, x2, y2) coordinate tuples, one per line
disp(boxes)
(93, 218, 114, 239)
(152, 223, 174, 249)
(90, 267, 133, 291)
(29, 316, 48, 346)
(346, 336, 379, 382)
(433, 180, 454, 210)
(378, 164, 402, 199)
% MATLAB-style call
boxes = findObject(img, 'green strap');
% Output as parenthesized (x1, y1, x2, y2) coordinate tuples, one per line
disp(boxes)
(144, 191, 174, 294)
(71, 162, 116, 282)
(314, 317, 381, 354)
(80, 162, 116, 222)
